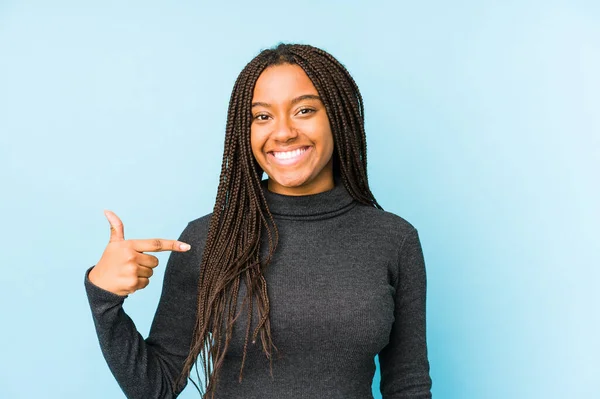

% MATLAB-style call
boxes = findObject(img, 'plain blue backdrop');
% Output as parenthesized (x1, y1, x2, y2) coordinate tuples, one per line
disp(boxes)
(0, 1, 598, 398)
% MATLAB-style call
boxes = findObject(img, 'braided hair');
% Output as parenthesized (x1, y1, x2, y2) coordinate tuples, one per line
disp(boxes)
(176, 43, 382, 398)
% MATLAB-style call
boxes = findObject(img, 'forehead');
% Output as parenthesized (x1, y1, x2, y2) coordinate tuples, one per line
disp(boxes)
(252, 64, 318, 101)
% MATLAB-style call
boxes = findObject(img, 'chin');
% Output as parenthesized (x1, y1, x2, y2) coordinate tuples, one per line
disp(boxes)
(271, 174, 310, 188)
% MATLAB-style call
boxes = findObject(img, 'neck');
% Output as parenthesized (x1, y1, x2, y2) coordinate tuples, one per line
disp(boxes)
(260, 176, 356, 220)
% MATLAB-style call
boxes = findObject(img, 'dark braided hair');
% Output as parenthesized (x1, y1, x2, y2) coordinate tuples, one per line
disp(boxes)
(176, 43, 383, 398)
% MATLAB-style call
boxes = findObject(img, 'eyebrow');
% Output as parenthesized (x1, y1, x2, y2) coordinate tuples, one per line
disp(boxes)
(251, 94, 322, 108)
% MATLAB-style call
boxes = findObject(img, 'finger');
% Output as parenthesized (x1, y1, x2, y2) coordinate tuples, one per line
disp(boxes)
(104, 210, 125, 242)
(136, 265, 154, 278)
(136, 277, 150, 290)
(136, 253, 159, 268)
(131, 239, 191, 253)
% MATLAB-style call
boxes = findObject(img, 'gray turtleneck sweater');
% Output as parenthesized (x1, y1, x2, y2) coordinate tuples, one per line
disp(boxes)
(84, 180, 432, 398)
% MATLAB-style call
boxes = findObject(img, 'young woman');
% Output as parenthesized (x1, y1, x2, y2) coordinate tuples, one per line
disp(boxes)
(85, 43, 433, 399)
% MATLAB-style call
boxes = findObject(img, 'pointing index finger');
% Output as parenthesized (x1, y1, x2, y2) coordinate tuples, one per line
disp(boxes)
(131, 239, 191, 253)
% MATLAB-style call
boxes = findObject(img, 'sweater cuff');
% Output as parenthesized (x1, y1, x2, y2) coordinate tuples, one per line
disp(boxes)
(84, 265, 128, 305)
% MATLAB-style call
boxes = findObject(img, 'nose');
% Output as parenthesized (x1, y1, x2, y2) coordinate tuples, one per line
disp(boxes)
(271, 115, 298, 143)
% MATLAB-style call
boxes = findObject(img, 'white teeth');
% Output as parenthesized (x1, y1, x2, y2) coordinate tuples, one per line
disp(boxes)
(272, 148, 307, 159)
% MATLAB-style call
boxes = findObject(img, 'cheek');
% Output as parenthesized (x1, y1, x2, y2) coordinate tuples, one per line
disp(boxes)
(326, 128, 334, 150)
(306, 116, 333, 150)
(320, 124, 335, 159)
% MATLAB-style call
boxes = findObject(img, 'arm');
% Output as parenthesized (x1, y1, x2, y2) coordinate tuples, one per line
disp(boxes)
(84, 222, 201, 398)
(379, 228, 433, 398)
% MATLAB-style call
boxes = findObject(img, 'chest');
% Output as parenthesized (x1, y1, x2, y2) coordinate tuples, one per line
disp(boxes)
(223, 219, 399, 359)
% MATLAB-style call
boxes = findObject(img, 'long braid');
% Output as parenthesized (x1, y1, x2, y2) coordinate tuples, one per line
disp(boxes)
(176, 43, 382, 398)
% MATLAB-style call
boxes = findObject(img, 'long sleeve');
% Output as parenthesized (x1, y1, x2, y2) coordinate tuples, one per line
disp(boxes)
(379, 227, 433, 398)
(84, 222, 203, 398)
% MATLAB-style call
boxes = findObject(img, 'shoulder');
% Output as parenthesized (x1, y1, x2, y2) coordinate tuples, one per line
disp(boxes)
(166, 213, 213, 276)
(351, 204, 418, 239)
(179, 213, 214, 244)
(187, 212, 213, 230)
(343, 204, 421, 264)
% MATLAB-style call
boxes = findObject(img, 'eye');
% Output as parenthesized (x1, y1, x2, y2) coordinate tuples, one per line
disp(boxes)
(253, 114, 270, 121)
(297, 108, 315, 116)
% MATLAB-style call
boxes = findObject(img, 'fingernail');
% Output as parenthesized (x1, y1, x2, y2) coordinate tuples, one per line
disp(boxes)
(180, 243, 191, 251)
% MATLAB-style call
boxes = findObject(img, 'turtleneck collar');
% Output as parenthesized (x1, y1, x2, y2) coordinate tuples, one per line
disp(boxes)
(260, 177, 357, 220)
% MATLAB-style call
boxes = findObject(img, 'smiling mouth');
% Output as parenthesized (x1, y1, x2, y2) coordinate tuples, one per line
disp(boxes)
(270, 146, 309, 160)
(267, 146, 311, 165)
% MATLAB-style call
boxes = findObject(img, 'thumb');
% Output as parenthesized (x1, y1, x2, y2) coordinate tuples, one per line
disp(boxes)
(104, 210, 125, 242)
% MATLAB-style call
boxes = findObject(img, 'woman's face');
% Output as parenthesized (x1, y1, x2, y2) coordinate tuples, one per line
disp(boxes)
(250, 63, 334, 196)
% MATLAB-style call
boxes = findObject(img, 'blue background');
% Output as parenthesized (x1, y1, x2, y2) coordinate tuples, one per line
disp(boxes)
(1, 1, 598, 398)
